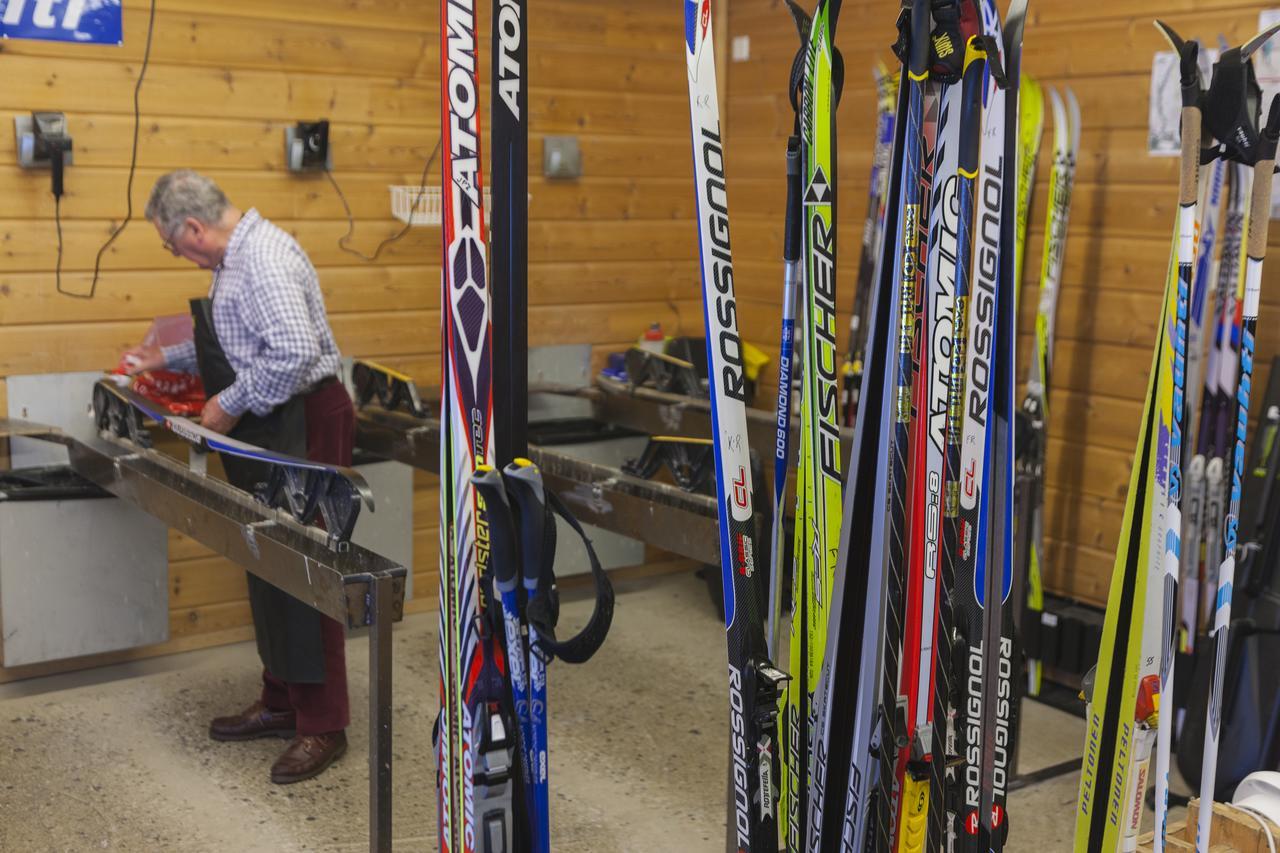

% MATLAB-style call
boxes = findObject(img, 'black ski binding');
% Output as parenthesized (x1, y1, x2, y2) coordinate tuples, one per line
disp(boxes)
(351, 359, 429, 418)
(622, 436, 717, 493)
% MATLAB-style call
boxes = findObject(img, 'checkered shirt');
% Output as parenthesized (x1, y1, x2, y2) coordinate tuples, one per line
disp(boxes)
(162, 209, 343, 418)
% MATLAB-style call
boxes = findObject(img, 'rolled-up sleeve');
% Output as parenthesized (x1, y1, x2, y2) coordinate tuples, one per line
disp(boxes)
(216, 254, 321, 417)
(161, 339, 198, 372)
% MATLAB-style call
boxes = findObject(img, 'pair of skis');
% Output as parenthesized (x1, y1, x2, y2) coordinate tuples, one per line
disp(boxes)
(437, 2, 618, 846)
(1072, 20, 1280, 853)
(778, 1, 845, 850)
(1017, 85, 1080, 697)
(436, 0, 516, 848)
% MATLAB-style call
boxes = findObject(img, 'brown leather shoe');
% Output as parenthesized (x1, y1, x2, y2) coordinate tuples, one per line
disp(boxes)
(208, 701, 296, 742)
(270, 731, 347, 784)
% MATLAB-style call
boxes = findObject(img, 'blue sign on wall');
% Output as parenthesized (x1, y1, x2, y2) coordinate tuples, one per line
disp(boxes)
(1, 0, 122, 45)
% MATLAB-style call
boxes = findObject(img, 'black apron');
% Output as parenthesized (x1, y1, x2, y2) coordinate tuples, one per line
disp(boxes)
(190, 296, 325, 684)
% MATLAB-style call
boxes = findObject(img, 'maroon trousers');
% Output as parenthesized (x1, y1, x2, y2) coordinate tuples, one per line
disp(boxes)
(260, 380, 354, 735)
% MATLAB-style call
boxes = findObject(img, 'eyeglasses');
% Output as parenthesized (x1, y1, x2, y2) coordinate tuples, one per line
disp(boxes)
(161, 223, 187, 256)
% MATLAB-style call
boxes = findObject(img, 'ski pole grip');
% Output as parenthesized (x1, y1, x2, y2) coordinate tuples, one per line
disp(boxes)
(784, 136, 802, 263)
(1179, 40, 1200, 106)
(1249, 95, 1280, 260)
(504, 458, 548, 593)
(472, 466, 520, 591)
(1180, 108, 1202, 206)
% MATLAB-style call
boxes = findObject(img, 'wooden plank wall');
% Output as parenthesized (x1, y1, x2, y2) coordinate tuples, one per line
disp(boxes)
(0, 0, 701, 681)
(724, 0, 1280, 607)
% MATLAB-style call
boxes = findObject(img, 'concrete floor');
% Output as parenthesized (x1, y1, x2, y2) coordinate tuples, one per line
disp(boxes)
(0, 571, 1182, 851)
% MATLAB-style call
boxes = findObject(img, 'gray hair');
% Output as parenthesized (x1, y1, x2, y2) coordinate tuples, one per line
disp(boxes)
(145, 170, 231, 235)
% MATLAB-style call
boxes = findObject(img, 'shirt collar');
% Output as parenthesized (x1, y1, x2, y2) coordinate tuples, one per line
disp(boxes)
(221, 208, 261, 270)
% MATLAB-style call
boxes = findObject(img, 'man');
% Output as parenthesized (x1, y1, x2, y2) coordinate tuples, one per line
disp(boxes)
(123, 170, 351, 784)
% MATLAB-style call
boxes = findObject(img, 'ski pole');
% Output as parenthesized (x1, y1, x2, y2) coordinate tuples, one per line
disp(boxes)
(470, 466, 537, 828)
(1198, 93, 1280, 853)
(1153, 22, 1204, 851)
(503, 459, 551, 853)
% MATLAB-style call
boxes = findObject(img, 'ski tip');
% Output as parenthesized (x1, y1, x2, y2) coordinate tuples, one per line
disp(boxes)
(783, 0, 809, 41)
(1242, 19, 1280, 60)
(1002, 0, 1030, 52)
(1153, 19, 1185, 54)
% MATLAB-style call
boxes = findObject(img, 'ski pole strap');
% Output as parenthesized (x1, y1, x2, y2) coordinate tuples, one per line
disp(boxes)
(527, 488, 615, 665)
(927, 0, 965, 83)
(1197, 23, 1280, 166)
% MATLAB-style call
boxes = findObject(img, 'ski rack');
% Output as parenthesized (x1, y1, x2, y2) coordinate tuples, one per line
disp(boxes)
(355, 399, 725, 565)
(93, 379, 374, 548)
(352, 364, 854, 567)
(0, 416, 407, 853)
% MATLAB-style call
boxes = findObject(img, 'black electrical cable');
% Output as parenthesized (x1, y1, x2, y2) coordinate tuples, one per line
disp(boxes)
(327, 137, 442, 263)
(54, 195, 64, 295)
(59, 0, 158, 299)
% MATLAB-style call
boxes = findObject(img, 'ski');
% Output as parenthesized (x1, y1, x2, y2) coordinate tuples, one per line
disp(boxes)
(490, 0, 527, 470)
(893, 1, 968, 843)
(1184, 158, 1227, 467)
(1177, 156, 1225, 657)
(979, 2, 1026, 845)
(682, 3, 787, 850)
(436, 0, 512, 849)
(1013, 72, 1044, 293)
(842, 64, 899, 427)
(1019, 85, 1080, 697)
(1196, 163, 1251, 634)
(806, 32, 912, 852)
(870, 0, 932, 846)
(488, 2, 540, 840)
(780, 1, 844, 848)
(947, 0, 1022, 848)
(931, 32, 989, 851)
(92, 378, 374, 544)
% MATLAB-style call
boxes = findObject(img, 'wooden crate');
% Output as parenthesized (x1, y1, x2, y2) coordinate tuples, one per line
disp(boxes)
(1138, 799, 1280, 852)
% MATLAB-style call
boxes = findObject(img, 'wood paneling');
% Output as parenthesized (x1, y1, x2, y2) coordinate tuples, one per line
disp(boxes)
(726, 0, 1280, 607)
(0, 0, 697, 680)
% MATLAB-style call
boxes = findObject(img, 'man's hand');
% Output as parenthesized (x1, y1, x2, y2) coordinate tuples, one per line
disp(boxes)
(121, 343, 165, 375)
(200, 394, 240, 435)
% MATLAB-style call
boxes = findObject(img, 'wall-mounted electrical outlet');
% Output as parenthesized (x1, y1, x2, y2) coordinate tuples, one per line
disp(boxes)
(285, 121, 331, 172)
(543, 135, 581, 179)
(15, 113, 73, 170)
